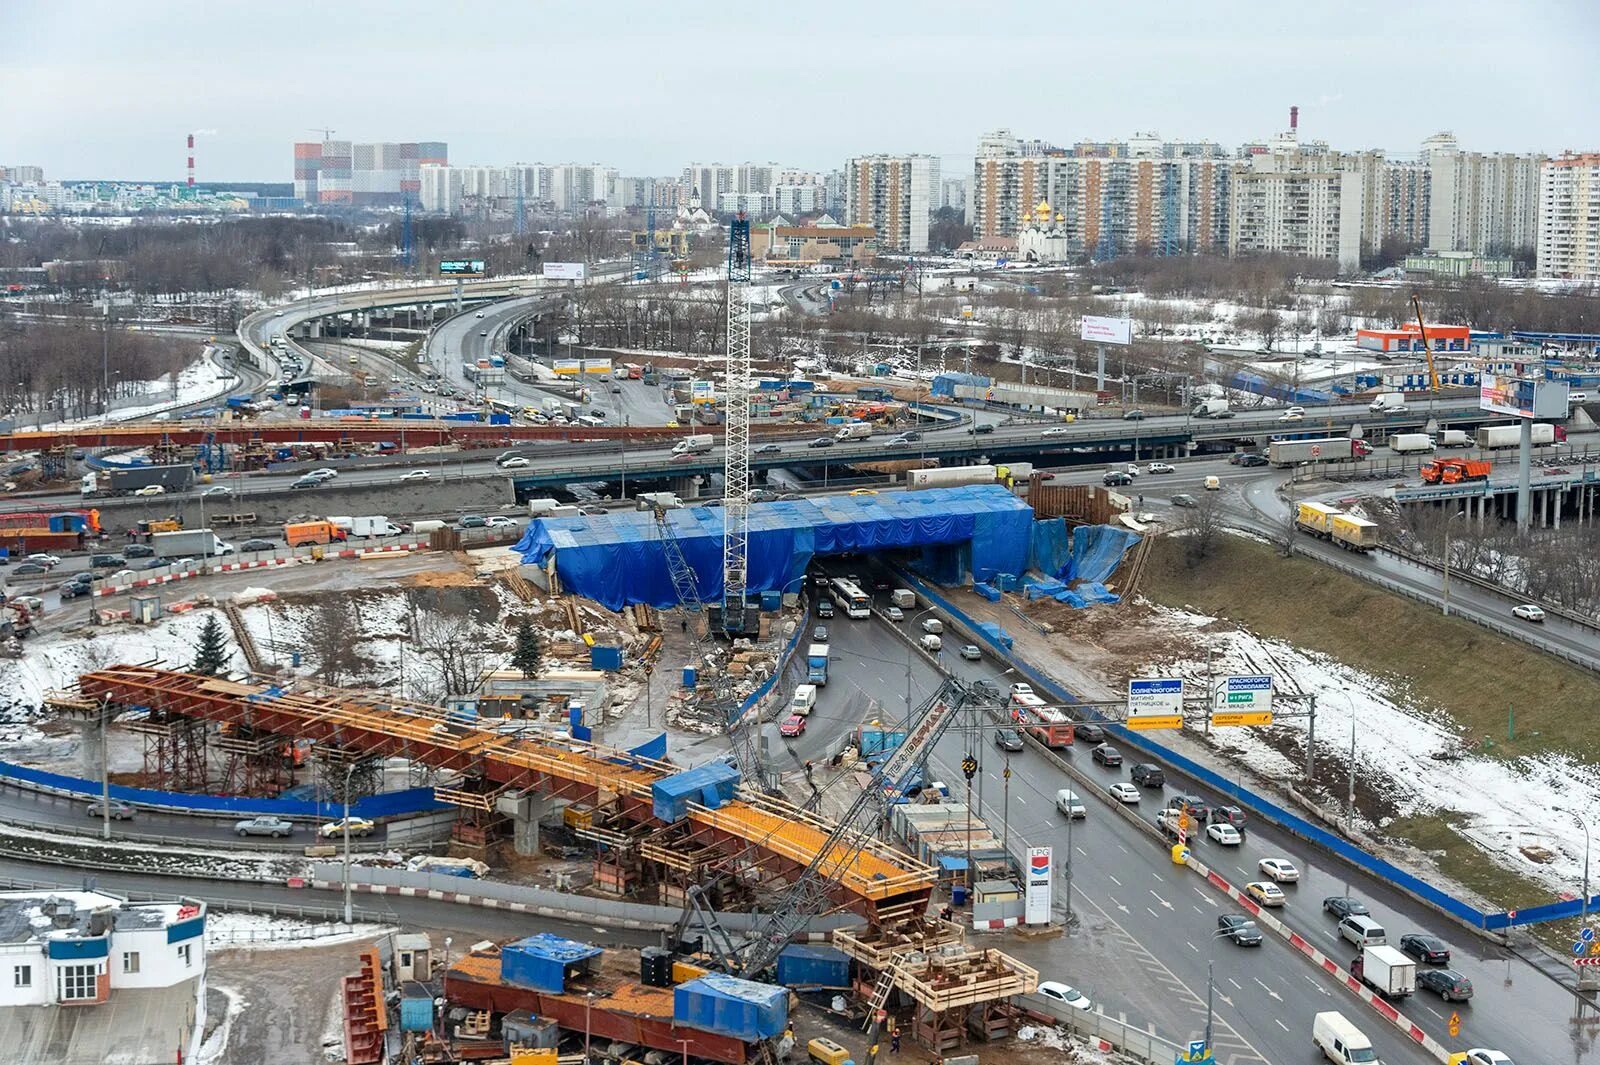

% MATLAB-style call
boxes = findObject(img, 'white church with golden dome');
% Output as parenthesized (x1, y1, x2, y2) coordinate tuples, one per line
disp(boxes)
(1017, 198, 1072, 263)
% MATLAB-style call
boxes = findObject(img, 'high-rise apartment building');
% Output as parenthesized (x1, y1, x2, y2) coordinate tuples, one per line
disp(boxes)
(293, 139, 446, 206)
(1537, 152, 1600, 280)
(845, 154, 939, 253)
(1425, 138, 1544, 256)
(1348, 152, 1430, 254)
(1229, 149, 1364, 270)
(419, 164, 462, 214)
(679, 163, 783, 213)
(0, 165, 44, 184)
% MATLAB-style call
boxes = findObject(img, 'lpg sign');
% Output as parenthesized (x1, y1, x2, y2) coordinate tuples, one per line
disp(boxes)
(1024, 846, 1053, 925)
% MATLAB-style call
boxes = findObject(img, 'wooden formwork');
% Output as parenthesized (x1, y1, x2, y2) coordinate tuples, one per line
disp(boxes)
(1029, 480, 1123, 525)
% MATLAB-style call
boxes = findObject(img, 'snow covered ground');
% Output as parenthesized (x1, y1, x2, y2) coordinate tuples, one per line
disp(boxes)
(34, 346, 235, 429)
(1147, 603, 1600, 902)
(205, 912, 391, 951)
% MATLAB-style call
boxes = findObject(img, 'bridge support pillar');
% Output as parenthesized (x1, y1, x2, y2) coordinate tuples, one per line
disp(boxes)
(671, 475, 703, 500)
(495, 792, 553, 857)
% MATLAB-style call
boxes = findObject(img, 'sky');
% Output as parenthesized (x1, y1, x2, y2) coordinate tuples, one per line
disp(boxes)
(2, 1, 1597, 182)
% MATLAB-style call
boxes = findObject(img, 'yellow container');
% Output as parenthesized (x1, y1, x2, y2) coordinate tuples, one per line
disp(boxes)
(807, 1038, 851, 1065)
(671, 960, 709, 984)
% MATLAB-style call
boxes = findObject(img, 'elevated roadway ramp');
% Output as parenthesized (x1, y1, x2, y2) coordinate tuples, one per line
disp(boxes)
(76, 666, 934, 919)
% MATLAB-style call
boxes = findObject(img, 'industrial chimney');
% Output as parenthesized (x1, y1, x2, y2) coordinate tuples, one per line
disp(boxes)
(1290, 106, 1299, 132)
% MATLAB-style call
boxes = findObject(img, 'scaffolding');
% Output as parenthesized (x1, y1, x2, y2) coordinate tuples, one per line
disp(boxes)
(213, 726, 293, 797)
(123, 711, 211, 792)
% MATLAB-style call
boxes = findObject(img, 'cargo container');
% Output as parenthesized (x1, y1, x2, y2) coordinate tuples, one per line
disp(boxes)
(1388, 433, 1435, 454)
(500, 933, 602, 994)
(776, 944, 850, 990)
(108, 464, 194, 494)
(1294, 501, 1339, 537)
(1357, 944, 1416, 998)
(1437, 429, 1471, 447)
(1476, 423, 1563, 449)
(908, 465, 997, 490)
(674, 974, 789, 1042)
(1267, 437, 1360, 468)
(1329, 514, 1379, 553)
(806, 644, 829, 685)
(151, 529, 233, 558)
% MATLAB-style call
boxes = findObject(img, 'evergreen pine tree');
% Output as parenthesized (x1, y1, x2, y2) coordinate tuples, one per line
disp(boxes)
(192, 614, 231, 676)
(511, 620, 542, 679)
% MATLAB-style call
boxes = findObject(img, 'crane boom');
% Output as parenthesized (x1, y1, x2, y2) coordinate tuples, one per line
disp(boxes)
(1410, 292, 1441, 392)
(722, 215, 753, 634)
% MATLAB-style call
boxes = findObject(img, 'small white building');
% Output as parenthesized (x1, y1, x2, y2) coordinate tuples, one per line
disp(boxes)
(0, 889, 206, 1008)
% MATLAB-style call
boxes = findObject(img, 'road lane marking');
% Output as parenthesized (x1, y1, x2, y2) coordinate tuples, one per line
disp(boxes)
(1107, 874, 1122, 887)
(1275, 1019, 1289, 1032)
(1228, 978, 1243, 991)
(1187, 941, 1198, 952)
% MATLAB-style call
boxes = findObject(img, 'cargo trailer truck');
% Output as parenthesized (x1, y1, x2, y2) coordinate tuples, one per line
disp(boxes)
(908, 465, 997, 490)
(1357, 944, 1416, 998)
(1476, 423, 1564, 449)
(671, 434, 714, 456)
(1388, 433, 1435, 454)
(807, 644, 829, 685)
(1267, 437, 1361, 468)
(108, 464, 194, 495)
(150, 529, 233, 558)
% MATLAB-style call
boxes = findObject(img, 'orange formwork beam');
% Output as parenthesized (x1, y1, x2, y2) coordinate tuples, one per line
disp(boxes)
(77, 667, 936, 914)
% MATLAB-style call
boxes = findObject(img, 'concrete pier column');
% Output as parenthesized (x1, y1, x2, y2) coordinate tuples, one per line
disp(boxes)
(495, 793, 553, 857)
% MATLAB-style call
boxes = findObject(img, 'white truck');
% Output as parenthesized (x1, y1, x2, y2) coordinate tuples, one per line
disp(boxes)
(908, 465, 997, 490)
(1437, 429, 1471, 448)
(671, 434, 714, 456)
(1191, 398, 1232, 419)
(333, 516, 403, 538)
(1368, 391, 1406, 413)
(79, 472, 98, 497)
(1388, 433, 1435, 454)
(150, 529, 233, 558)
(834, 422, 873, 441)
(891, 589, 916, 609)
(636, 492, 683, 511)
(1357, 944, 1416, 998)
(1477, 423, 1560, 449)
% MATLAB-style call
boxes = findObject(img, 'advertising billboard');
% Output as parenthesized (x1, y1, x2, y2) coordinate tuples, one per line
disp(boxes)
(439, 259, 486, 277)
(1081, 315, 1133, 346)
(1212, 675, 1273, 726)
(1127, 677, 1183, 730)
(1024, 846, 1053, 925)
(543, 262, 587, 281)
(1480, 374, 1568, 418)
(690, 380, 716, 404)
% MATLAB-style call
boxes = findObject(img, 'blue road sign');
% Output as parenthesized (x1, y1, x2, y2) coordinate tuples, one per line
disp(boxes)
(1583, 926, 1595, 942)
(1574, 940, 1587, 956)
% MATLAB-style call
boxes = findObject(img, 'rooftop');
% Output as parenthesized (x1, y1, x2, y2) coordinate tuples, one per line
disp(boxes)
(0, 890, 194, 945)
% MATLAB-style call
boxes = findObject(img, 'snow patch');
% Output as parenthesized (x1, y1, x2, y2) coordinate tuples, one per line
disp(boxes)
(205, 912, 391, 952)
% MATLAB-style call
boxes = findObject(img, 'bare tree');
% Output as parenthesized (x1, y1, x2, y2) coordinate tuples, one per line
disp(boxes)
(1181, 492, 1226, 568)
(304, 600, 363, 686)
(412, 611, 492, 701)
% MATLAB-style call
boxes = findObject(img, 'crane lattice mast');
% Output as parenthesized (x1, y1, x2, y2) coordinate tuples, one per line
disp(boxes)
(721, 214, 753, 634)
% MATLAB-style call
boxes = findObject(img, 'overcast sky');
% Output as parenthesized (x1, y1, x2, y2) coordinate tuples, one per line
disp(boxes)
(3, 1, 1596, 182)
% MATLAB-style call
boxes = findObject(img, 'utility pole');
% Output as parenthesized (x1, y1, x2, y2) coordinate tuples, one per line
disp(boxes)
(1305, 694, 1316, 785)
(342, 761, 356, 924)
(99, 697, 112, 840)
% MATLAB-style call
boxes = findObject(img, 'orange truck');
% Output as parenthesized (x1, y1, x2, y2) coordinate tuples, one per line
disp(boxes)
(283, 520, 348, 548)
(1420, 458, 1491, 485)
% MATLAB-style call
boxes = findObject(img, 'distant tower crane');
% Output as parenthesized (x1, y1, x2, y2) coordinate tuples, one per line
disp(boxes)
(721, 214, 753, 634)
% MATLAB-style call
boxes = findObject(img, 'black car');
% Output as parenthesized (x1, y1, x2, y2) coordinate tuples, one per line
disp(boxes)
(1237, 453, 1270, 468)
(1103, 472, 1134, 487)
(290, 476, 319, 489)
(808, 437, 835, 449)
(816, 600, 834, 618)
(1217, 914, 1263, 946)
(1399, 933, 1451, 965)
(458, 515, 487, 529)
(1122, 409, 1146, 421)
(1416, 968, 1473, 1002)
(123, 544, 156, 558)
(90, 554, 125, 569)
(1091, 744, 1123, 767)
(1174, 795, 1210, 821)
(968, 423, 995, 435)
(1210, 805, 1248, 829)
(993, 728, 1024, 753)
(59, 580, 92, 599)
(1073, 722, 1106, 745)
(11, 563, 48, 576)
(813, 625, 829, 642)
(240, 539, 277, 552)
(1172, 493, 1198, 508)
(1323, 896, 1370, 920)
(901, 431, 922, 442)
(1130, 763, 1166, 788)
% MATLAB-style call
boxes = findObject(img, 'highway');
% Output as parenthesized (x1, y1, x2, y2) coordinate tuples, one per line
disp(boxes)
(789, 580, 1578, 1064)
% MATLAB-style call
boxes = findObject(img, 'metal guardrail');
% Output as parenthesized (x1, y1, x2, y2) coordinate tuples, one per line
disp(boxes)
(0, 872, 396, 924)
(0, 799, 393, 854)
(1311, 549, 1600, 673)
(1377, 543, 1600, 633)
(1021, 994, 1185, 1065)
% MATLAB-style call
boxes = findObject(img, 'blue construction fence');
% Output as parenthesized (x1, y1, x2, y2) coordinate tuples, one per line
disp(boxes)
(733, 613, 808, 728)
(889, 569, 1582, 933)
(0, 759, 448, 821)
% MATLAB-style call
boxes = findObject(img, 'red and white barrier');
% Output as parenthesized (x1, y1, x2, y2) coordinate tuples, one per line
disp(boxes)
(1185, 856, 1452, 1062)
(970, 915, 1021, 931)
(92, 540, 432, 597)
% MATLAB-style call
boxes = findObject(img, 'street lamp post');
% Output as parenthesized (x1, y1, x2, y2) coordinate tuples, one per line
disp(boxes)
(1441, 508, 1468, 617)
(342, 761, 356, 925)
(99, 697, 112, 841)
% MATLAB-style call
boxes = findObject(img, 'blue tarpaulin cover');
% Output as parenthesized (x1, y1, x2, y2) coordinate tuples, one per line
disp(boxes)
(929, 372, 991, 397)
(674, 974, 790, 1042)
(501, 933, 603, 993)
(1065, 525, 1141, 584)
(515, 486, 1033, 610)
(775, 944, 851, 989)
(973, 582, 1001, 602)
(977, 621, 1013, 649)
(1029, 518, 1072, 578)
(652, 761, 741, 824)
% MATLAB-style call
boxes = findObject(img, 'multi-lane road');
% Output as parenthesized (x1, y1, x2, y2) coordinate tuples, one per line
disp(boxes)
(782, 579, 1581, 1064)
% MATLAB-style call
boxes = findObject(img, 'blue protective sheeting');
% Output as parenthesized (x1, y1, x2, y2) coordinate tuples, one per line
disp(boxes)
(675, 974, 790, 1042)
(977, 621, 1013, 649)
(973, 582, 1001, 602)
(1065, 525, 1141, 584)
(501, 933, 603, 993)
(516, 485, 1032, 610)
(652, 761, 741, 824)
(1030, 518, 1073, 578)
(929, 372, 990, 397)
(776, 944, 851, 989)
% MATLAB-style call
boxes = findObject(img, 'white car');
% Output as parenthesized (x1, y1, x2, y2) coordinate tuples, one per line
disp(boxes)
(1009, 683, 1035, 698)
(475, 311, 485, 319)
(886, 606, 904, 622)
(308, 468, 338, 481)
(1146, 462, 1174, 474)
(1571, 391, 1588, 404)
(1511, 604, 1545, 623)
(201, 485, 231, 497)
(1258, 857, 1300, 882)
(1282, 406, 1305, 417)
(1207, 822, 1242, 846)
(24, 553, 60, 568)
(1036, 981, 1092, 1011)
(134, 484, 166, 496)
(499, 456, 530, 469)
(1125, 464, 1143, 476)
(10, 595, 43, 614)
(1278, 411, 1304, 422)
(400, 470, 431, 482)
(1108, 782, 1141, 804)
(1042, 426, 1071, 436)
(484, 516, 518, 529)
(1465, 1052, 1516, 1065)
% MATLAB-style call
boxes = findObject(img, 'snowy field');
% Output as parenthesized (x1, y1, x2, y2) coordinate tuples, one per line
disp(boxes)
(1149, 603, 1599, 902)
(205, 912, 392, 951)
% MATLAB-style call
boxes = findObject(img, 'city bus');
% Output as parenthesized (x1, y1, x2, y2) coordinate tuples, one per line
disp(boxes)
(829, 577, 871, 619)
(1011, 693, 1075, 748)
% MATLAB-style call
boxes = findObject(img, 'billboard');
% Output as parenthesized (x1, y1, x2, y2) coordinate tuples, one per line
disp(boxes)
(1480, 374, 1568, 419)
(690, 379, 716, 404)
(1081, 315, 1132, 346)
(1024, 846, 1053, 925)
(1127, 677, 1183, 730)
(439, 259, 486, 277)
(543, 262, 587, 281)
(1212, 675, 1273, 726)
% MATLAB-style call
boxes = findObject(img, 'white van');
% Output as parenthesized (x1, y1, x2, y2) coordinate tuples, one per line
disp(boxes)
(1311, 1011, 1378, 1064)
(921, 618, 944, 635)
(1054, 789, 1086, 818)
(1338, 914, 1387, 947)
(919, 634, 942, 653)
(790, 684, 818, 717)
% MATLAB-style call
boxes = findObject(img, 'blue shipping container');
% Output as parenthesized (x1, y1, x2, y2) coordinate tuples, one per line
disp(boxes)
(501, 934, 603, 994)
(674, 974, 789, 1042)
(775, 944, 850, 989)
(590, 645, 623, 672)
(400, 991, 435, 1032)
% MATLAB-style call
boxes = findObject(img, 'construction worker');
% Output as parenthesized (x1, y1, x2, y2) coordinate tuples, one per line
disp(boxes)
(890, 1019, 900, 1054)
